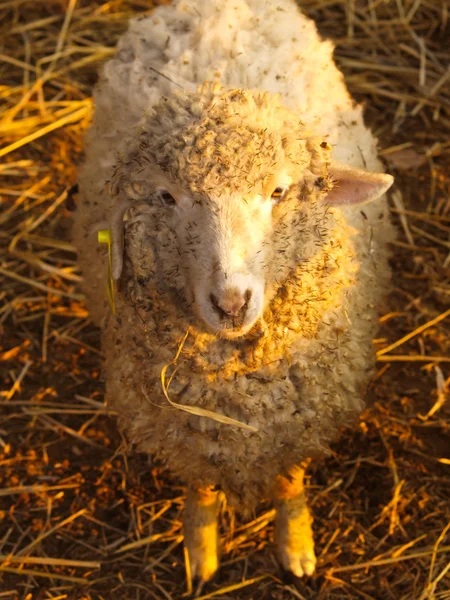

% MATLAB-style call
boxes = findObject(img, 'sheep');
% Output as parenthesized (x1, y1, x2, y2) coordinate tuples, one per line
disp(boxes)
(73, 0, 395, 586)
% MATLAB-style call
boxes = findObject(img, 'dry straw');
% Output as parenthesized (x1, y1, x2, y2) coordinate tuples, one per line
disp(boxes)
(159, 330, 258, 432)
(0, 0, 449, 598)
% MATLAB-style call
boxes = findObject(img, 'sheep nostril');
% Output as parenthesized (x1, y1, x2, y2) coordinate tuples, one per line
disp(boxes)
(210, 293, 221, 312)
(210, 293, 229, 320)
(210, 290, 249, 320)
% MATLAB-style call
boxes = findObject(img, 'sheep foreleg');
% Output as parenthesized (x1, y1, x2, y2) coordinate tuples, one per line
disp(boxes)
(274, 466, 316, 578)
(184, 486, 220, 590)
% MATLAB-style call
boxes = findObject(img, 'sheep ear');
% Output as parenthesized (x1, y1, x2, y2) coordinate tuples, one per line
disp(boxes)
(326, 162, 394, 206)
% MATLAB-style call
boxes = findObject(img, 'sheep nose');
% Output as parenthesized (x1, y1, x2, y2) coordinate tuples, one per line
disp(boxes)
(210, 288, 251, 319)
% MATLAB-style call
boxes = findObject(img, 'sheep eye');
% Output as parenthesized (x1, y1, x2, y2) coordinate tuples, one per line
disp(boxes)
(158, 190, 176, 206)
(271, 186, 287, 202)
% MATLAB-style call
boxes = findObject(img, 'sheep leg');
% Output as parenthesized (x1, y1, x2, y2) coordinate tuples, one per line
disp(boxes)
(184, 486, 220, 590)
(274, 466, 316, 578)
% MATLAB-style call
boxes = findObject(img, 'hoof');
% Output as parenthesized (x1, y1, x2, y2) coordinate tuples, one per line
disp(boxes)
(185, 539, 219, 585)
(279, 548, 316, 578)
(275, 496, 316, 578)
(184, 487, 220, 591)
(190, 572, 218, 598)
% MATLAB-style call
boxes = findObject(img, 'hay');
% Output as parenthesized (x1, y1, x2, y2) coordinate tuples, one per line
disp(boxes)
(0, 0, 449, 598)
(159, 330, 259, 432)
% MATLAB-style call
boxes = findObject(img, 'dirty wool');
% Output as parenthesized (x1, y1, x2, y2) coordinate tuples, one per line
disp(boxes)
(73, 0, 395, 510)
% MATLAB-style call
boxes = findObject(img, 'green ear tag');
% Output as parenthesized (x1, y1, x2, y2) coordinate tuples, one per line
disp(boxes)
(98, 229, 116, 315)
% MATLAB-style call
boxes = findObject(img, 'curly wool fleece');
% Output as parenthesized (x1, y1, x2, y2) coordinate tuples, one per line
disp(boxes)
(74, 0, 395, 510)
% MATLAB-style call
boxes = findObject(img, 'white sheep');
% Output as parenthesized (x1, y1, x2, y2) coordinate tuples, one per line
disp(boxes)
(73, 0, 395, 586)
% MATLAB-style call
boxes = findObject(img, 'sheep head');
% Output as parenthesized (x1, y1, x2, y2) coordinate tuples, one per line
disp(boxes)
(108, 83, 393, 339)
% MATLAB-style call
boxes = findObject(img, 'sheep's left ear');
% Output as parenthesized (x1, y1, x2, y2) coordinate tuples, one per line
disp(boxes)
(326, 162, 394, 206)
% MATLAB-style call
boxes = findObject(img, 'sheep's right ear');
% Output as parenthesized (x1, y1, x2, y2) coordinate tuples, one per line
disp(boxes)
(326, 162, 394, 206)
(109, 197, 133, 280)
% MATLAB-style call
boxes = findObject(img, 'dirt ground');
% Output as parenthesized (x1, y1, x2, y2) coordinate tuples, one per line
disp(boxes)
(1, 1, 449, 599)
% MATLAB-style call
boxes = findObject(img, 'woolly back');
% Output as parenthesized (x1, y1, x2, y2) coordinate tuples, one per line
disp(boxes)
(73, 0, 395, 509)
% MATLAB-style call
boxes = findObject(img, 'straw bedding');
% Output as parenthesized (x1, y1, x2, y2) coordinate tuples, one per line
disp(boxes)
(0, 1, 449, 598)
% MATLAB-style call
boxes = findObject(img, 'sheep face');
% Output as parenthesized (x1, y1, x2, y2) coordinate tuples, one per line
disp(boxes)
(121, 165, 297, 339)
(178, 187, 273, 337)
(112, 85, 391, 339)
